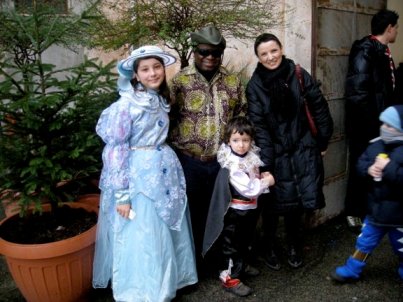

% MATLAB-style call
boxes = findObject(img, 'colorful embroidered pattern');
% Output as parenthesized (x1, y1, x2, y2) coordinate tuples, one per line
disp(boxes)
(169, 65, 247, 156)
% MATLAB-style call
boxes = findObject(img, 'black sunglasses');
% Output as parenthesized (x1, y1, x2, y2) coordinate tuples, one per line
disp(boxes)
(195, 48, 223, 58)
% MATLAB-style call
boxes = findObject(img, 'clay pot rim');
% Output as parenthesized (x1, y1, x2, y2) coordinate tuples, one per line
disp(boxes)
(0, 201, 98, 259)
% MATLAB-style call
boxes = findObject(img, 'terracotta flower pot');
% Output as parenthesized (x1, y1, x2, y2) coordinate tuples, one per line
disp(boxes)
(0, 202, 98, 302)
(76, 193, 100, 208)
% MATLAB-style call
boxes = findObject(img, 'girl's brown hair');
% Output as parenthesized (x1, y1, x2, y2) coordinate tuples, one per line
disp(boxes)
(131, 56, 171, 103)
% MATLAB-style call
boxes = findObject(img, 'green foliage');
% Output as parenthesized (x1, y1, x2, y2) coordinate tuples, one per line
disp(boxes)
(0, 2, 117, 215)
(90, 0, 287, 68)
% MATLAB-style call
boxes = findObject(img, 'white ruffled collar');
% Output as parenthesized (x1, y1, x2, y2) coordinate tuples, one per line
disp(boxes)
(119, 83, 170, 113)
(217, 143, 264, 173)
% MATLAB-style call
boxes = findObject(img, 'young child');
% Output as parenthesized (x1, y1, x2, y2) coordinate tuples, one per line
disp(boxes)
(202, 116, 275, 297)
(331, 105, 403, 283)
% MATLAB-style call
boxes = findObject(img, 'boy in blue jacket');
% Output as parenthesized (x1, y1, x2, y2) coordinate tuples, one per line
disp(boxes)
(331, 105, 403, 282)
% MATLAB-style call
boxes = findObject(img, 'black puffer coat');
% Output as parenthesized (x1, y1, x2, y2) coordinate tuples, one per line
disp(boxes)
(344, 36, 401, 217)
(345, 36, 398, 143)
(357, 139, 403, 227)
(246, 59, 333, 212)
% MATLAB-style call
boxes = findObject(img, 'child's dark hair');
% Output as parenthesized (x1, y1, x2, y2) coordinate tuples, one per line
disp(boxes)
(224, 116, 255, 143)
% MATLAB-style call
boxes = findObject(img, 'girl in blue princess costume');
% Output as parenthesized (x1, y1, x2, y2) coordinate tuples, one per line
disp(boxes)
(92, 45, 198, 302)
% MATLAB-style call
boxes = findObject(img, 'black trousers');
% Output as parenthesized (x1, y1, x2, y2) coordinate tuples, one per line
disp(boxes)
(262, 207, 303, 251)
(345, 139, 369, 218)
(218, 207, 260, 278)
(177, 152, 220, 260)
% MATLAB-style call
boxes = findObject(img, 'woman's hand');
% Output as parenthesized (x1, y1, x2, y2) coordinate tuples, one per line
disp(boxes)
(117, 204, 131, 219)
(261, 172, 275, 186)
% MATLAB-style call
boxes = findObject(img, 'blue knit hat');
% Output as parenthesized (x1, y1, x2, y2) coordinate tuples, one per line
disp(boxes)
(379, 105, 403, 131)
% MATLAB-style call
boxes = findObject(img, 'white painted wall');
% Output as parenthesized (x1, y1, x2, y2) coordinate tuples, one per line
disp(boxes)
(87, 1, 313, 79)
(283, 0, 313, 74)
(388, 0, 403, 65)
(221, 1, 313, 77)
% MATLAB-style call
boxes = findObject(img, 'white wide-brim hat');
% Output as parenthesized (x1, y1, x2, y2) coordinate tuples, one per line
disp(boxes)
(117, 45, 176, 91)
(117, 45, 176, 79)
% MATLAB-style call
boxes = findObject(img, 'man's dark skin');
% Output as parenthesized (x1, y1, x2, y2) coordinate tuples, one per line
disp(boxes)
(194, 44, 223, 81)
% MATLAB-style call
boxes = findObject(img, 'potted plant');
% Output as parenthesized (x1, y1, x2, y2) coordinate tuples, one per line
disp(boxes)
(0, 2, 116, 301)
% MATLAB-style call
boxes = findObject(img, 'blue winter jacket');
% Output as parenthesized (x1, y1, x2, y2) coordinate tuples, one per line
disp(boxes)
(357, 139, 403, 227)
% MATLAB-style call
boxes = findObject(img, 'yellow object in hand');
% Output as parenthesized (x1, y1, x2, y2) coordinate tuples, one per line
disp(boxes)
(377, 153, 388, 159)
(374, 153, 388, 181)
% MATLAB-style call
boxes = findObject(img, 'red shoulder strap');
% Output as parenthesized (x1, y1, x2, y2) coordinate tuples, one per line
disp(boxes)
(295, 64, 304, 94)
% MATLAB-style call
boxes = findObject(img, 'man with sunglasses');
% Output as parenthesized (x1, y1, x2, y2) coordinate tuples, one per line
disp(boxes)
(169, 25, 247, 274)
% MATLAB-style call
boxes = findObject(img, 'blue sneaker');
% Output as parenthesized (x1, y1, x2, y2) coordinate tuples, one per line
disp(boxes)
(330, 257, 366, 283)
(398, 264, 403, 280)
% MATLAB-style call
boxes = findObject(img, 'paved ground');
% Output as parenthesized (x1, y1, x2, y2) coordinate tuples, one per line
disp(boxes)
(1, 214, 402, 301)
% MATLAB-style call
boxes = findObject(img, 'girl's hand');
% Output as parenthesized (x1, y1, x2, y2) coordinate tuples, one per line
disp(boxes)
(117, 204, 131, 219)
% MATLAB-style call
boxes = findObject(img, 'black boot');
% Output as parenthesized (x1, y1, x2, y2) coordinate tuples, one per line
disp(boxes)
(287, 246, 302, 268)
(284, 210, 303, 268)
(263, 248, 281, 271)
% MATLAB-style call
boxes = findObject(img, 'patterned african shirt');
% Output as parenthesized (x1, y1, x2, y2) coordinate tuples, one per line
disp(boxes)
(169, 64, 247, 157)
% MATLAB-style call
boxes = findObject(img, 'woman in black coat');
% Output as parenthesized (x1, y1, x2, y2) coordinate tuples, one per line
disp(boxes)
(246, 33, 333, 270)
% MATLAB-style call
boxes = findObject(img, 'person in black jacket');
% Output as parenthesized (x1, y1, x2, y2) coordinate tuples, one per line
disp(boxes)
(344, 9, 400, 229)
(331, 105, 403, 283)
(246, 33, 333, 270)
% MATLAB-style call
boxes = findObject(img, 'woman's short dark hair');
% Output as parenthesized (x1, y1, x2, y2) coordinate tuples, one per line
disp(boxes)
(371, 9, 399, 35)
(254, 33, 282, 56)
(224, 116, 255, 143)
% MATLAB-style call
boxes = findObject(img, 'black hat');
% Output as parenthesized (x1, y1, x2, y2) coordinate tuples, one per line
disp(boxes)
(190, 25, 226, 49)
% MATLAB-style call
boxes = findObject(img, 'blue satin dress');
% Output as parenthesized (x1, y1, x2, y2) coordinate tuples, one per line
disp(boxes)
(92, 84, 198, 302)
